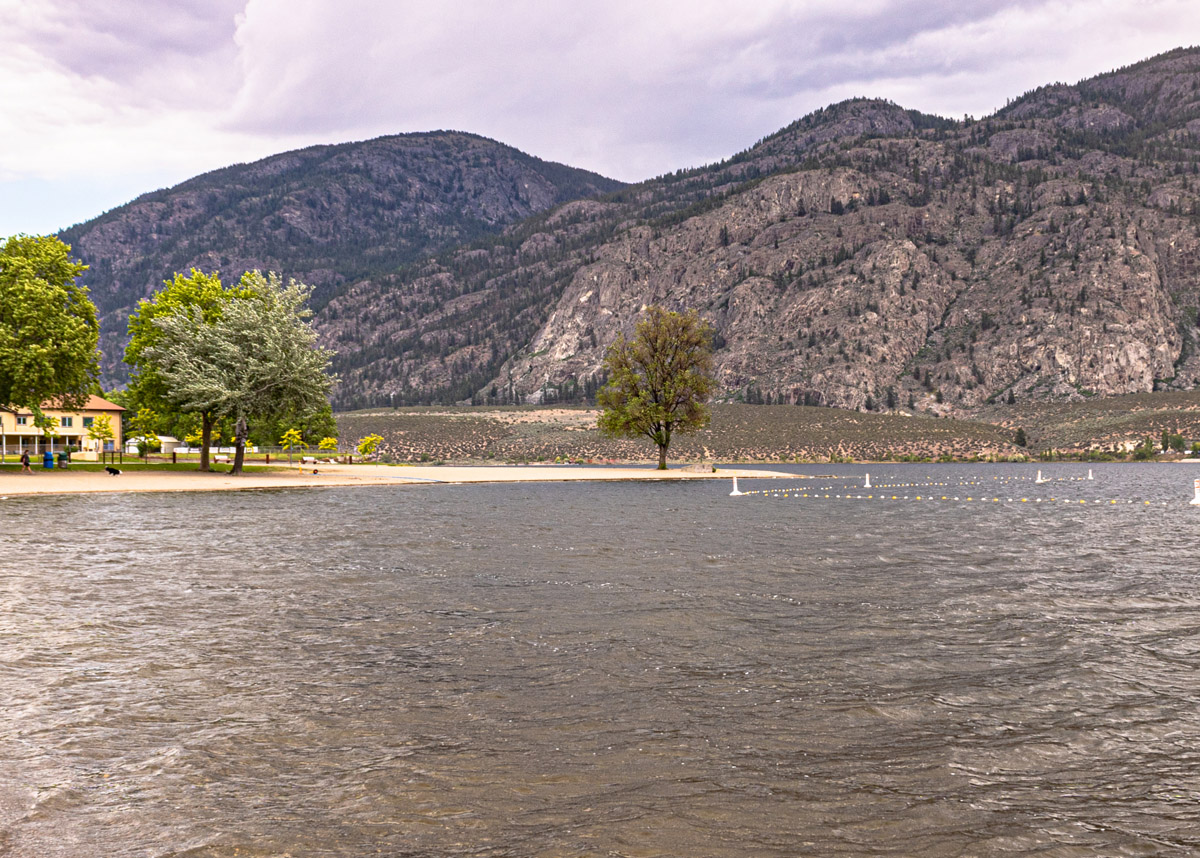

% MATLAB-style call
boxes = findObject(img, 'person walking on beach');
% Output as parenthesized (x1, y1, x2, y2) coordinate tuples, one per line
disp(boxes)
(20, 449, 31, 473)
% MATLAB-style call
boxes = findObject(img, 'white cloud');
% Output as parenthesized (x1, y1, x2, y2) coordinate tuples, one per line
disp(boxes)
(0, 0, 1196, 235)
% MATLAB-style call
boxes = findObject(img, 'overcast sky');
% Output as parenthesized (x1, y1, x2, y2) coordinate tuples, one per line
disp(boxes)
(1, 0, 1195, 237)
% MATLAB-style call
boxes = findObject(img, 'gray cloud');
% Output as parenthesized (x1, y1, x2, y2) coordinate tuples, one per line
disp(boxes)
(214, 0, 1198, 180)
(1, 0, 1197, 234)
(11, 0, 244, 109)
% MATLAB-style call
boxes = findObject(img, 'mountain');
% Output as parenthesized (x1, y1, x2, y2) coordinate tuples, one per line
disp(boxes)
(58, 131, 625, 386)
(318, 98, 944, 407)
(318, 47, 1200, 416)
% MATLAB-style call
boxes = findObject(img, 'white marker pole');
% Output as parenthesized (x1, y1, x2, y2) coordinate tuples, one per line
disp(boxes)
(864, 472, 871, 488)
(1036, 470, 1046, 484)
(1088, 469, 1094, 480)
(730, 477, 744, 496)
(1191, 479, 1200, 506)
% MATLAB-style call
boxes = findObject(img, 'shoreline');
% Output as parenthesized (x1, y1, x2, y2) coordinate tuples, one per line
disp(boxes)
(0, 463, 793, 497)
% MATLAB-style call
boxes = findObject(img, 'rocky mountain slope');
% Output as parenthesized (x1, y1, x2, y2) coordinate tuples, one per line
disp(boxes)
(58, 132, 624, 386)
(319, 99, 943, 406)
(319, 47, 1200, 417)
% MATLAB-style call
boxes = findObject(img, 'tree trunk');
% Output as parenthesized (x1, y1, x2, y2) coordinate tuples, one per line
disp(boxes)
(655, 426, 671, 470)
(199, 411, 214, 472)
(231, 416, 247, 475)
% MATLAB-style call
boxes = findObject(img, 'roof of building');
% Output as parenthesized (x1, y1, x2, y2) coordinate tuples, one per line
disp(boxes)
(3, 395, 126, 414)
(79, 395, 125, 412)
(41, 395, 126, 412)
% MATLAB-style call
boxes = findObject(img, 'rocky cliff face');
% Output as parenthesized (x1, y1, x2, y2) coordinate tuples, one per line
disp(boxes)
(321, 48, 1200, 416)
(509, 158, 1198, 415)
(318, 100, 940, 407)
(59, 131, 624, 386)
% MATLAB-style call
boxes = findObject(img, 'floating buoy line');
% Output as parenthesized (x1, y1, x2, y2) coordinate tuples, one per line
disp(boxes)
(727, 473, 1181, 507)
(733, 490, 1165, 506)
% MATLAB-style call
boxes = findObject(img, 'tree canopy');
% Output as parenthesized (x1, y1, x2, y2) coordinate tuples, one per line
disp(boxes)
(0, 235, 99, 417)
(143, 271, 336, 474)
(125, 268, 253, 470)
(597, 306, 716, 469)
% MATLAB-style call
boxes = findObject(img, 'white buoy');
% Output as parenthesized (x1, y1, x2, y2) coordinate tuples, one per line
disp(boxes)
(863, 472, 871, 488)
(1088, 469, 1094, 480)
(730, 477, 744, 496)
(1191, 479, 1200, 506)
(1035, 470, 1047, 484)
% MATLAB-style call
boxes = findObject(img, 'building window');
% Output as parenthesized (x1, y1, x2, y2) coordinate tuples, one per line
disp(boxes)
(61, 417, 73, 428)
(16, 416, 26, 425)
(83, 416, 94, 427)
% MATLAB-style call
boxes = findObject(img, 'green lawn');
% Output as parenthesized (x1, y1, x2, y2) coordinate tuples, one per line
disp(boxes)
(0, 460, 283, 474)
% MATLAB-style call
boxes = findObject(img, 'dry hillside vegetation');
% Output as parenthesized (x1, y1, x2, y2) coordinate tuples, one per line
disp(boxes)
(337, 393, 1200, 464)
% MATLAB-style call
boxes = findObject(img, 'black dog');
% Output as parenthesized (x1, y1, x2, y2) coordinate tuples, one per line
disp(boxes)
(105, 466, 121, 476)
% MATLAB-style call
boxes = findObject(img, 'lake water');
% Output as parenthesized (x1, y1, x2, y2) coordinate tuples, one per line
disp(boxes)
(3, 463, 1200, 856)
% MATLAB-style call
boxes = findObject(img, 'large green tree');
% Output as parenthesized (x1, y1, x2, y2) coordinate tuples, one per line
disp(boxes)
(0, 235, 99, 419)
(144, 271, 336, 475)
(597, 306, 716, 469)
(125, 269, 253, 471)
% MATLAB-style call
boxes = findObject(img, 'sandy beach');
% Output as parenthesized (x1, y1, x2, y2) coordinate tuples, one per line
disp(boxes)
(0, 463, 792, 497)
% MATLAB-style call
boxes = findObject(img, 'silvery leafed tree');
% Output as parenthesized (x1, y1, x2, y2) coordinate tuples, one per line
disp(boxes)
(144, 271, 337, 475)
(597, 306, 716, 469)
(125, 269, 255, 472)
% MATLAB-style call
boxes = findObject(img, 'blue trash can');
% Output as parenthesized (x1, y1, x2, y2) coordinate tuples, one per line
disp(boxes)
(43, 450, 54, 469)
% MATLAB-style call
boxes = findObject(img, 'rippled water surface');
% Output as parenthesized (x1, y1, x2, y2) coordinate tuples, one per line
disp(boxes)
(3, 463, 1200, 856)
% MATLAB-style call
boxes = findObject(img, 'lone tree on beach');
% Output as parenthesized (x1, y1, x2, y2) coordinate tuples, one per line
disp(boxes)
(597, 305, 716, 469)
